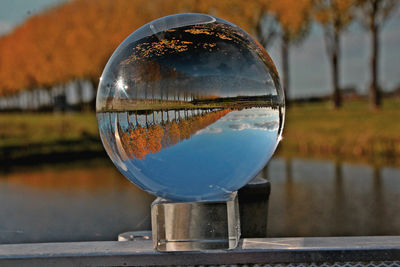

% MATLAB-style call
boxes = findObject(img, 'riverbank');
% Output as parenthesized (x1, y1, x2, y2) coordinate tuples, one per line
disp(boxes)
(1, 98, 399, 167)
(0, 112, 103, 168)
(277, 98, 400, 166)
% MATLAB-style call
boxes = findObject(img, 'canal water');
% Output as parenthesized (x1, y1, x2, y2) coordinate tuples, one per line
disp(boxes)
(0, 157, 399, 244)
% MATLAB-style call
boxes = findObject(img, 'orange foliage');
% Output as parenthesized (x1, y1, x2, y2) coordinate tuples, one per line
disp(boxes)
(129, 126, 149, 159)
(147, 125, 164, 153)
(167, 121, 181, 146)
(0, 0, 270, 96)
(267, 0, 313, 40)
(122, 109, 232, 160)
(6, 166, 129, 191)
(314, 0, 355, 31)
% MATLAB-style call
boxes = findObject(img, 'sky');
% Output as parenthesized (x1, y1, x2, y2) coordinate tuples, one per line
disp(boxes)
(0, 0, 399, 98)
(0, 0, 66, 35)
(268, 9, 400, 98)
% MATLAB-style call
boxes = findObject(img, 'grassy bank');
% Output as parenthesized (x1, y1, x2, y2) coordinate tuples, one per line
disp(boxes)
(0, 112, 98, 146)
(277, 99, 400, 166)
(0, 112, 103, 166)
(1, 98, 399, 166)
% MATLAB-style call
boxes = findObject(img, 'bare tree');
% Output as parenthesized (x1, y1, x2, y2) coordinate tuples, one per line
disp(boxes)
(263, 0, 312, 107)
(256, 13, 280, 49)
(357, 0, 398, 109)
(314, 0, 355, 108)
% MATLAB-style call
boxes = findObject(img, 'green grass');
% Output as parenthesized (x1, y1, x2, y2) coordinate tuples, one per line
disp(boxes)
(100, 99, 272, 112)
(0, 112, 98, 147)
(1, 98, 399, 166)
(0, 112, 101, 162)
(277, 98, 400, 166)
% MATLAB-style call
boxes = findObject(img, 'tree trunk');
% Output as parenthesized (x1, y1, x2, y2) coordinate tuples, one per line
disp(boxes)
(370, 22, 380, 109)
(79, 80, 89, 111)
(332, 31, 341, 108)
(281, 34, 290, 107)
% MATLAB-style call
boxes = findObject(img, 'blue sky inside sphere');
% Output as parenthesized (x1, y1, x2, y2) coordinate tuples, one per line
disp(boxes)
(0, 0, 399, 99)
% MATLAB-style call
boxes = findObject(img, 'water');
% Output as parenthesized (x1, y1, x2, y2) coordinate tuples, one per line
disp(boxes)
(267, 159, 400, 237)
(0, 161, 154, 244)
(1, 157, 399, 244)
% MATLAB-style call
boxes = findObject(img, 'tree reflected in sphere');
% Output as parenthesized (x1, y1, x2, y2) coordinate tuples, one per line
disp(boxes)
(96, 13, 285, 201)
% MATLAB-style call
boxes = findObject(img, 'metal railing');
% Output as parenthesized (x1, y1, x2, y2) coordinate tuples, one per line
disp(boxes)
(1, 236, 399, 266)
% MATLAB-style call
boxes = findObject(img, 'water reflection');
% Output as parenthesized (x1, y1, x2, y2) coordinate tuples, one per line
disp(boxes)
(267, 158, 400, 237)
(98, 106, 283, 201)
(1, 158, 400, 244)
(0, 162, 154, 244)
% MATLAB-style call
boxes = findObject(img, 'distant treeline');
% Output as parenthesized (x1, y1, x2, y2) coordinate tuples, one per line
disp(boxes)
(0, 0, 397, 110)
(0, 79, 95, 112)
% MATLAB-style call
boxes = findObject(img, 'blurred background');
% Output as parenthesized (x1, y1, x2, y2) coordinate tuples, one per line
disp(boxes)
(0, 0, 399, 244)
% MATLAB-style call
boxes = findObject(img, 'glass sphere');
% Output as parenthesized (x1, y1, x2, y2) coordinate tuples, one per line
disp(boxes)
(96, 13, 285, 201)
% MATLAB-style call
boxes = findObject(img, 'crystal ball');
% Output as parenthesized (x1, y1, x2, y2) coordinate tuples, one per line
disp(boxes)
(96, 13, 285, 201)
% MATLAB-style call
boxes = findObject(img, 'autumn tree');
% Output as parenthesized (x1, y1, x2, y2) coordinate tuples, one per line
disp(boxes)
(124, 109, 232, 159)
(314, 0, 356, 108)
(0, 0, 281, 104)
(356, 0, 398, 109)
(264, 0, 313, 106)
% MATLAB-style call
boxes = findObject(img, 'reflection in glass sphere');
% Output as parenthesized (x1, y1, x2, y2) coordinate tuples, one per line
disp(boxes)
(96, 13, 285, 201)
